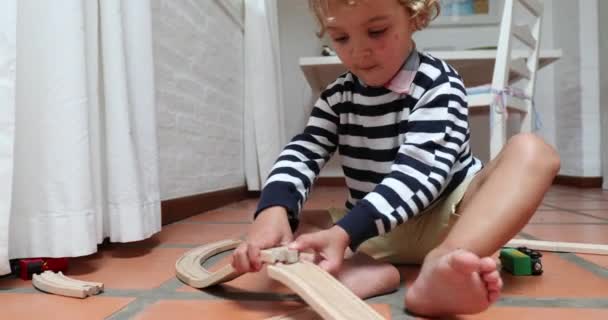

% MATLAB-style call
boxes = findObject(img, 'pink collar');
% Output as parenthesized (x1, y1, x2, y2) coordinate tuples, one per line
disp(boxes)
(384, 48, 420, 94)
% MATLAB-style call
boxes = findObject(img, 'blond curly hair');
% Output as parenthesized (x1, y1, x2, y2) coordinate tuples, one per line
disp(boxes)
(309, 0, 440, 37)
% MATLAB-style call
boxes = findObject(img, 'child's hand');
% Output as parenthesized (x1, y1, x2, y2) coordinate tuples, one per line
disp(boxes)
(289, 225, 350, 275)
(231, 206, 293, 273)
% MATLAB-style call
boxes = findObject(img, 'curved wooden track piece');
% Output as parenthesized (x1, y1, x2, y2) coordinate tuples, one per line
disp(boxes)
(267, 261, 385, 320)
(32, 271, 103, 298)
(40, 271, 100, 295)
(53, 271, 104, 294)
(175, 239, 243, 288)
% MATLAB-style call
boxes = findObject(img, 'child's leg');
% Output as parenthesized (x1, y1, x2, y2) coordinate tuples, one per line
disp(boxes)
(296, 210, 401, 298)
(406, 133, 560, 316)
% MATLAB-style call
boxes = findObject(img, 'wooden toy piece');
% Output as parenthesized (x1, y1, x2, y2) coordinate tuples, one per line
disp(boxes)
(53, 271, 104, 293)
(175, 240, 384, 320)
(260, 246, 300, 264)
(41, 271, 103, 295)
(507, 239, 608, 255)
(33, 274, 90, 298)
(175, 239, 243, 288)
(176, 241, 308, 289)
(286, 249, 299, 263)
(267, 261, 385, 320)
(32, 271, 103, 298)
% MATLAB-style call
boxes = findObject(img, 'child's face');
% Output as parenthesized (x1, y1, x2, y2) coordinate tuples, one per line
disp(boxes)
(323, 0, 416, 87)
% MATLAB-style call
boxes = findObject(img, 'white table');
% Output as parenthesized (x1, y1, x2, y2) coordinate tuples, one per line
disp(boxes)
(299, 49, 562, 94)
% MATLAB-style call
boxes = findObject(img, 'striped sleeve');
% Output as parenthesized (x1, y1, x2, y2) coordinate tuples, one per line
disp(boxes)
(254, 87, 341, 226)
(336, 68, 470, 250)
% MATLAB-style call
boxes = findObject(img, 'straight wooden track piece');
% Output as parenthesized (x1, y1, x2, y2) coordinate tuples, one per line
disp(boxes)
(32, 271, 103, 298)
(507, 239, 608, 255)
(267, 261, 385, 320)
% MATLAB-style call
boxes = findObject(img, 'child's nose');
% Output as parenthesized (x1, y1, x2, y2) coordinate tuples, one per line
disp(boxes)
(350, 40, 372, 59)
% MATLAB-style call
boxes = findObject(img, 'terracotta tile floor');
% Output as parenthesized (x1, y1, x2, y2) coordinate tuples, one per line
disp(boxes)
(1, 185, 607, 319)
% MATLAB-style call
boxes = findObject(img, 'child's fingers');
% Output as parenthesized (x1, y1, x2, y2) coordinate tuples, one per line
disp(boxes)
(318, 257, 340, 275)
(289, 233, 320, 252)
(247, 244, 262, 271)
(298, 251, 317, 263)
(232, 243, 252, 273)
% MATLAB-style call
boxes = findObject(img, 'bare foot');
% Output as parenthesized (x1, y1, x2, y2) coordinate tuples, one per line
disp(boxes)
(405, 249, 502, 317)
(337, 252, 401, 299)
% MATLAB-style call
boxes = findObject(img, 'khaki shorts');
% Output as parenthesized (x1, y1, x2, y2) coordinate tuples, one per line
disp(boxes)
(329, 175, 476, 265)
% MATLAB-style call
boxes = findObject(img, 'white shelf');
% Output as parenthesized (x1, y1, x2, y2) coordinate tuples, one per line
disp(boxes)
(299, 49, 562, 92)
(431, 15, 500, 27)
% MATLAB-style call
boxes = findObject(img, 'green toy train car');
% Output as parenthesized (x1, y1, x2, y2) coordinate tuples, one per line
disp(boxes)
(499, 246, 543, 276)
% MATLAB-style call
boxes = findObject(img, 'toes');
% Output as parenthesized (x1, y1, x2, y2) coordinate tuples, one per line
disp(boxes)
(483, 270, 500, 283)
(484, 270, 503, 288)
(494, 277, 503, 291)
(447, 250, 480, 274)
(487, 281, 501, 291)
(480, 257, 497, 273)
(488, 290, 501, 303)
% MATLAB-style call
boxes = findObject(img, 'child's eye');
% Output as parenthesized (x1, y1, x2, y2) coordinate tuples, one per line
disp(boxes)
(333, 36, 349, 44)
(368, 28, 387, 38)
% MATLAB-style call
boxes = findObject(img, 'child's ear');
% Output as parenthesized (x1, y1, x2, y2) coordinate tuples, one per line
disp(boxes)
(409, 15, 420, 31)
(409, 17, 418, 31)
(405, 8, 423, 31)
(411, 13, 428, 31)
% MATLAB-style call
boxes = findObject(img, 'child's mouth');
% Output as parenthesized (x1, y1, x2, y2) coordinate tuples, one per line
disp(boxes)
(359, 65, 377, 71)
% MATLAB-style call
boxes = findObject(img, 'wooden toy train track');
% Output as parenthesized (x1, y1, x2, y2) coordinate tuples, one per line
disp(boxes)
(175, 239, 385, 320)
(175, 238, 608, 319)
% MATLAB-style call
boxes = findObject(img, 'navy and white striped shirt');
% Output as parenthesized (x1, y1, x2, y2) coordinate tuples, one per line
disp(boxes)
(255, 49, 483, 250)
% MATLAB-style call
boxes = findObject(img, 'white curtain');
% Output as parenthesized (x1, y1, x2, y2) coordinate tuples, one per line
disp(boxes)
(244, 0, 285, 191)
(0, 0, 161, 275)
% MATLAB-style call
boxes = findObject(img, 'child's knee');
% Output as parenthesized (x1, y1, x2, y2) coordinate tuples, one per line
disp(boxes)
(507, 133, 560, 174)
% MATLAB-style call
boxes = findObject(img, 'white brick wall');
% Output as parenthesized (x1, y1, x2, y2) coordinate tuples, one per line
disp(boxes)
(552, 0, 603, 177)
(601, 1, 608, 188)
(553, 0, 582, 176)
(152, 0, 245, 200)
(578, 1, 601, 177)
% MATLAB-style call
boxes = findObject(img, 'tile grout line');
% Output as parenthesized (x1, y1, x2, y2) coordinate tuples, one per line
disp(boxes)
(105, 296, 158, 320)
(497, 297, 608, 308)
(103, 252, 301, 319)
(527, 222, 608, 225)
(540, 203, 608, 222)
(0, 287, 39, 294)
(555, 252, 608, 279)
(104, 277, 216, 320)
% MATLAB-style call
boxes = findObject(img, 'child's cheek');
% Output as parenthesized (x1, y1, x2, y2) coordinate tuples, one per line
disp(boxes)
(373, 34, 395, 56)
(374, 35, 390, 51)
